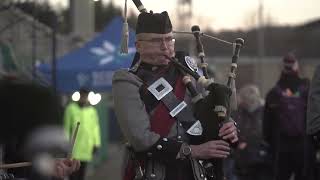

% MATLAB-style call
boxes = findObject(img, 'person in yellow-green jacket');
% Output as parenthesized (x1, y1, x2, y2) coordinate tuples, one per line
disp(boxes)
(64, 88, 101, 180)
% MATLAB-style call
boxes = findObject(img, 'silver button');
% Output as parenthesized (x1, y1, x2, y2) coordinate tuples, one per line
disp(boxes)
(157, 145, 163, 150)
(147, 152, 152, 157)
(163, 138, 168, 142)
(150, 173, 156, 178)
(177, 136, 182, 139)
(200, 174, 204, 178)
(152, 66, 158, 71)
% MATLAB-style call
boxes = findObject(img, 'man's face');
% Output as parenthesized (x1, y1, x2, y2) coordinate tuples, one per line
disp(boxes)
(136, 32, 175, 66)
(292, 61, 299, 72)
(283, 61, 299, 74)
(78, 93, 89, 106)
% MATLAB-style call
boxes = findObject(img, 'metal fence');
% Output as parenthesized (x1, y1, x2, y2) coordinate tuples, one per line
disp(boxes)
(0, 6, 72, 76)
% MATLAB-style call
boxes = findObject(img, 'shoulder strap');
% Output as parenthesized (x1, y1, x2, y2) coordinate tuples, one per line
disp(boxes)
(149, 75, 187, 136)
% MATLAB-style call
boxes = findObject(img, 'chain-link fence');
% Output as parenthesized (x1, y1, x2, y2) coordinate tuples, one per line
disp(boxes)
(0, 4, 73, 77)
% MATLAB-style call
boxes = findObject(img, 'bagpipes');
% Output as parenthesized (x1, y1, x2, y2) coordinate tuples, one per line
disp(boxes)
(171, 30, 244, 134)
(170, 36, 244, 180)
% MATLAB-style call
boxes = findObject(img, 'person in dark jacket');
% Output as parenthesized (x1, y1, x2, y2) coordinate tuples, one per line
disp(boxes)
(263, 53, 313, 180)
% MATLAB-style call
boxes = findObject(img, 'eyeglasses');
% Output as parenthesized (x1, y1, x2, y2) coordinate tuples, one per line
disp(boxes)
(139, 36, 176, 45)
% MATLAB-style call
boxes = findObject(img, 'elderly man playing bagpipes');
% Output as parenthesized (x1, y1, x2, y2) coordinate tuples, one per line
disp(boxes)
(112, 1, 244, 180)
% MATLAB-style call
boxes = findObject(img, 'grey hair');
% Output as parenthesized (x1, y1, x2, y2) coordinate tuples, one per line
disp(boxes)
(238, 84, 264, 107)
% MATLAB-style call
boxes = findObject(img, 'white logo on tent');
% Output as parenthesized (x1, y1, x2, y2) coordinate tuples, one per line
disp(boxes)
(90, 40, 135, 66)
(90, 40, 116, 65)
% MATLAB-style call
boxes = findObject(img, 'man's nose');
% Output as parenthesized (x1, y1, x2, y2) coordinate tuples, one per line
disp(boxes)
(160, 40, 168, 50)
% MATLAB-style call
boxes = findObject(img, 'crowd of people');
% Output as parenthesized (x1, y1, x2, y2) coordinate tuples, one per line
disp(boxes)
(224, 54, 320, 180)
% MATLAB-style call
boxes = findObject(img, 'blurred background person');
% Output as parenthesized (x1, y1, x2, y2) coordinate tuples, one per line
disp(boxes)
(0, 73, 80, 180)
(232, 84, 271, 180)
(64, 88, 101, 180)
(263, 53, 314, 180)
(306, 64, 320, 179)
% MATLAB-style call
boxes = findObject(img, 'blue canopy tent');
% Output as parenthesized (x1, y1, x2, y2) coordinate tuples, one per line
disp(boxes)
(37, 17, 136, 93)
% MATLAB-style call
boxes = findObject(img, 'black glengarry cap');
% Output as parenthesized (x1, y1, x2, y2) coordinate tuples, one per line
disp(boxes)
(136, 11, 172, 34)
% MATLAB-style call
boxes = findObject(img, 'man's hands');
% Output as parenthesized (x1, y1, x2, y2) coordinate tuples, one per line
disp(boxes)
(218, 121, 239, 143)
(190, 140, 230, 159)
(237, 142, 247, 150)
(189, 121, 239, 160)
(53, 158, 80, 178)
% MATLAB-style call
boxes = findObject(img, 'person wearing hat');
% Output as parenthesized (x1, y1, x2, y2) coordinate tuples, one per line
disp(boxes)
(263, 53, 315, 180)
(112, 11, 238, 180)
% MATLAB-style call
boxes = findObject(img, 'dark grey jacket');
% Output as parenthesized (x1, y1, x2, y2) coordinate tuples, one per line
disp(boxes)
(307, 65, 320, 135)
(112, 69, 205, 180)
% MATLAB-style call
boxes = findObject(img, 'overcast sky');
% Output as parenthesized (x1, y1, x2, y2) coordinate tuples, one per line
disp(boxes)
(49, 0, 320, 31)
